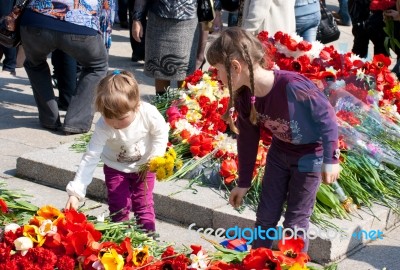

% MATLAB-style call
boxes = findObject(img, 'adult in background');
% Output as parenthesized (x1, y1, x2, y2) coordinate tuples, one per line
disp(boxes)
(0, 0, 17, 76)
(128, 0, 147, 62)
(132, 0, 200, 95)
(383, 0, 400, 78)
(334, 0, 352, 26)
(295, 0, 321, 42)
(240, 0, 296, 36)
(51, 50, 77, 111)
(349, 0, 396, 59)
(20, 0, 112, 134)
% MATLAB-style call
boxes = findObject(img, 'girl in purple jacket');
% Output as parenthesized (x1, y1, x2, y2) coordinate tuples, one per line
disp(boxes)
(206, 27, 341, 251)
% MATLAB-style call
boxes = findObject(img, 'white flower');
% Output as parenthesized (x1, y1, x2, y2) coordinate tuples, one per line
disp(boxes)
(14, 237, 33, 256)
(97, 212, 106, 222)
(190, 250, 209, 269)
(4, 223, 20, 233)
(214, 133, 238, 155)
(173, 119, 201, 136)
(39, 219, 57, 236)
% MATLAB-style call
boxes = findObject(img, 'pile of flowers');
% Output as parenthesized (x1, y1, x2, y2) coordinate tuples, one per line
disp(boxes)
(148, 30, 400, 228)
(69, 31, 400, 229)
(0, 195, 335, 270)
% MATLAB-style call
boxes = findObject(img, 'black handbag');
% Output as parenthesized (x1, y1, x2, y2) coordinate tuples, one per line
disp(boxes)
(197, 0, 215, 22)
(0, 0, 30, 48)
(316, 2, 341, 44)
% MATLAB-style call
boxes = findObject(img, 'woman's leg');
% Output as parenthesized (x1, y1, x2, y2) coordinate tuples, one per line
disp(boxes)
(155, 79, 170, 95)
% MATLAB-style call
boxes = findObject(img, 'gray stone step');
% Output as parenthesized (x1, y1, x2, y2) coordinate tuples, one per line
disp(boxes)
(15, 142, 400, 264)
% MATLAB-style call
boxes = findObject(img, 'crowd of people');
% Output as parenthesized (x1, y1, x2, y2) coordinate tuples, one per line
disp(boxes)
(1, 0, 400, 253)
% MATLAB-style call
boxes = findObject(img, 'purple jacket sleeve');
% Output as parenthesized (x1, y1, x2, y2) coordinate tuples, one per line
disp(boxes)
(236, 93, 260, 188)
(304, 89, 339, 164)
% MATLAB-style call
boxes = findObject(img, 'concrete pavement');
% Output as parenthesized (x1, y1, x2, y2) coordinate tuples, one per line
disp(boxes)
(1, 1, 400, 268)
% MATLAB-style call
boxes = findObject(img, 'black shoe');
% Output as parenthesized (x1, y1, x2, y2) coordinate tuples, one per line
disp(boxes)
(331, 11, 341, 20)
(41, 121, 62, 131)
(63, 127, 89, 135)
(131, 53, 144, 62)
(335, 18, 351, 26)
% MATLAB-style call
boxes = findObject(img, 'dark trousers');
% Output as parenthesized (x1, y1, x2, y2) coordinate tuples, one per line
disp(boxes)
(51, 49, 77, 109)
(252, 143, 322, 252)
(21, 25, 108, 132)
(118, 0, 128, 23)
(351, 12, 391, 58)
(0, 0, 17, 72)
(128, 0, 146, 60)
(104, 165, 156, 231)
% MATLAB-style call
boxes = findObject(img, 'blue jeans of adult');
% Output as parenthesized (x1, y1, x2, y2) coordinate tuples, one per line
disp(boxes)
(296, 11, 321, 43)
(338, 0, 351, 25)
(0, 0, 17, 73)
(252, 142, 322, 252)
(20, 26, 108, 132)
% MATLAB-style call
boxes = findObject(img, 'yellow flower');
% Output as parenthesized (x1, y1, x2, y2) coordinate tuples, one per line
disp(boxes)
(23, 224, 45, 246)
(165, 161, 175, 172)
(391, 84, 400, 93)
(167, 147, 177, 159)
(186, 110, 202, 122)
(156, 167, 167, 180)
(100, 248, 124, 270)
(132, 246, 149, 266)
(149, 156, 165, 172)
(289, 263, 309, 270)
(175, 159, 183, 170)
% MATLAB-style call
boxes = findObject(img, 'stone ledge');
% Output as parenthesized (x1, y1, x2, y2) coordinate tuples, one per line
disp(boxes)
(16, 143, 399, 264)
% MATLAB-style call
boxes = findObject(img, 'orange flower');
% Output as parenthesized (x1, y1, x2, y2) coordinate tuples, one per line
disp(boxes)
(273, 238, 310, 267)
(219, 158, 238, 185)
(31, 205, 65, 226)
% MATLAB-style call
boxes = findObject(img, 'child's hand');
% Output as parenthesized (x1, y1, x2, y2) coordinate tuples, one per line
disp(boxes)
(65, 195, 80, 210)
(229, 187, 249, 208)
(321, 163, 341, 184)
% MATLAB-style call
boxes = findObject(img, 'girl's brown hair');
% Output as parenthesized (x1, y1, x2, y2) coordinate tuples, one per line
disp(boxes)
(206, 27, 266, 133)
(95, 70, 140, 119)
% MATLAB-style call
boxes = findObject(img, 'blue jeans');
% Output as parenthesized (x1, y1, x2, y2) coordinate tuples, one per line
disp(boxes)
(0, 0, 16, 72)
(296, 11, 321, 43)
(339, 0, 351, 25)
(20, 26, 108, 132)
